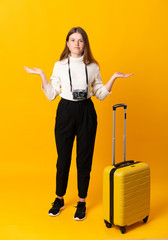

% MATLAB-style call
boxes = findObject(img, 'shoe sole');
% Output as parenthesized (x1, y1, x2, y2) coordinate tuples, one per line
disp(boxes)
(48, 205, 65, 216)
(73, 215, 86, 221)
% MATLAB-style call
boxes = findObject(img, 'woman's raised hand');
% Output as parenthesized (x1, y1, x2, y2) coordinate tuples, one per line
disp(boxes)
(105, 72, 134, 92)
(24, 66, 44, 76)
(112, 72, 134, 79)
(24, 66, 49, 88)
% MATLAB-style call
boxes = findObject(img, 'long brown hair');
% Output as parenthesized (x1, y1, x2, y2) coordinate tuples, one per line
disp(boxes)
(60, 27, 99, 66)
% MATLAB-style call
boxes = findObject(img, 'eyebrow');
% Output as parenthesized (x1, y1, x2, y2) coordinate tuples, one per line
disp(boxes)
(70, 37, 83, 40)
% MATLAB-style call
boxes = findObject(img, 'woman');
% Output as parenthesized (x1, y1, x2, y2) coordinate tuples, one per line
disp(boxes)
(24, 27, 133, 221)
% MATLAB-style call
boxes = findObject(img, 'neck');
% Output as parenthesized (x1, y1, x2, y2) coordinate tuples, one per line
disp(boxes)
(70, 53, 82, 58)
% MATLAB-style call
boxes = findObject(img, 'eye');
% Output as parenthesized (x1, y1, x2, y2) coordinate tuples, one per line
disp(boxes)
(79, 39, 84, 42)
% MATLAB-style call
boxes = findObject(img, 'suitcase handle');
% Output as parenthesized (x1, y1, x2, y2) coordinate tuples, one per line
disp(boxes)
(113, 104, 127, 111)
(114, 160, 134, 168)
(112, 103, 127, 166)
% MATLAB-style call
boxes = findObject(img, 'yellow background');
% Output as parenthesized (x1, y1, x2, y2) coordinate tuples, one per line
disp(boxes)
(0, 0, 168, 239)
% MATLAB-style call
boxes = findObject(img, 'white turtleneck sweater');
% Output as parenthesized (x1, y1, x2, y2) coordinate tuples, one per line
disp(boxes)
(42, 55, 111, 101)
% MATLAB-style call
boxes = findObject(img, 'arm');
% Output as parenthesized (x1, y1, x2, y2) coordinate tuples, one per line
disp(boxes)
(105, 72, 134, 92)
(105, 75, 116, 92)
(41, 71, 49, 89)
(24, 66, 49, 87)
(24, 65, 61, 101)
(92, 66, 111, 101)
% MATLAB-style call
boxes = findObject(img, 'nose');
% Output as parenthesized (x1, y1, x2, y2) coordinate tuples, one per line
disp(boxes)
(75, 41, 79, 46)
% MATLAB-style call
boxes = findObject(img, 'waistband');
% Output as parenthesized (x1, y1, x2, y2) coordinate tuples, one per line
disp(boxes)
(60, 97, 91, 104)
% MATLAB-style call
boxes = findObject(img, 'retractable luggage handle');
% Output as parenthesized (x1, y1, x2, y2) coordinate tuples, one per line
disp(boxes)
(112, 104, 127, 166)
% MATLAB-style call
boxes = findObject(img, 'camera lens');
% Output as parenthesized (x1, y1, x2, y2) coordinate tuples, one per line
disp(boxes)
(79, 92, 84, 97)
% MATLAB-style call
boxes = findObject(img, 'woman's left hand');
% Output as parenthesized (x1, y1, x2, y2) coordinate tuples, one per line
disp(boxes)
(105, 72, 134, 92)
(113, 72, 134, 79)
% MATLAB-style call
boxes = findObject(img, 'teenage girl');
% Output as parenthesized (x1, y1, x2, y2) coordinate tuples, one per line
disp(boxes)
(24, 26, 134, 221)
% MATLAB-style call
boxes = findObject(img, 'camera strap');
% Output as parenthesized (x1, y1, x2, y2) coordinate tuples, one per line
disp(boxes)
(68, 57, 88, 93)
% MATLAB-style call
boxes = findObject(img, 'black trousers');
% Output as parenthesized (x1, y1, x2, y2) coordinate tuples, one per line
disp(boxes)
(54, 98, 97, 199)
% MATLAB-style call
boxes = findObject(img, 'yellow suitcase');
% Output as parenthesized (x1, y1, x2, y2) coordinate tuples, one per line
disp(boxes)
(103, 104, 150, 234)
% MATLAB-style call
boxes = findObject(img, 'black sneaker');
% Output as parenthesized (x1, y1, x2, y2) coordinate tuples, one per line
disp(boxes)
(48, 198, 65, 216)
(73, 201, 86, 221)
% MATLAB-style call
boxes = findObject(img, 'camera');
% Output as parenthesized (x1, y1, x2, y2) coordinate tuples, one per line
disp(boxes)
(72, 89, 87, 100)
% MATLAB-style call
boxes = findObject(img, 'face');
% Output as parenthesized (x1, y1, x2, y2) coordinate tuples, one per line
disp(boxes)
(67, 32, 85, 58)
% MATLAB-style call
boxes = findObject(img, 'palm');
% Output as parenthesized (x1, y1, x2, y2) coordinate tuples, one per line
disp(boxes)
(24, 66, 43, 75)
(114, 72, 134, 78)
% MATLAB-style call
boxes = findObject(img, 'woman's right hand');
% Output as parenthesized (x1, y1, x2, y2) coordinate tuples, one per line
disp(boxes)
(24, 66, 49, 89)
(24, 66, 44, 76)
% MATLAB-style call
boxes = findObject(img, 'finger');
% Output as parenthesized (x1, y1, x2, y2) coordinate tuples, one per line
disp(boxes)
(24, 66, 31, 71)
(128, 73, 134, 76)
(125, 74, 134, 77)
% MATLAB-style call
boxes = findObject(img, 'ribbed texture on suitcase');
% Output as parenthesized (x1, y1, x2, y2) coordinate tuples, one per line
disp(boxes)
(114, 163, 150, 226)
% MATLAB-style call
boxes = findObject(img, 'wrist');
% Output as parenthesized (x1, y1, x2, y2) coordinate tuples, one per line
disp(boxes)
(111, 76, 116, 82)
(40, 71, 45, 77)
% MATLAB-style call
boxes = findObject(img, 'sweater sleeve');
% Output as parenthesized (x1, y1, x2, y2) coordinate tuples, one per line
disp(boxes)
(42, 62, 61, 101)
(92, 66, 111, 101)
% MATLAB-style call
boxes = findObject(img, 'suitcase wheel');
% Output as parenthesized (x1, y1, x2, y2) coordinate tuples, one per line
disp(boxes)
(104, 220, 112, 228)
(119, 226, 126, 234)
(143, 216, 149, 223)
